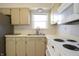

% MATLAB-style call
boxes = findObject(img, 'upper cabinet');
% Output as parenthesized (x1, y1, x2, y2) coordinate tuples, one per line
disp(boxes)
(11, 8, 31, 25)
(50, 4, 61, 24)
(57, 3, 79, 24)
(11, 8, 20, 24)
(0, 8, 11, 15)
(20, 8, 30, 24)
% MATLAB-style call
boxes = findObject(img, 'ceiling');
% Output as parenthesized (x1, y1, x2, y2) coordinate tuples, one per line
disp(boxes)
(0, 3, 54, 10)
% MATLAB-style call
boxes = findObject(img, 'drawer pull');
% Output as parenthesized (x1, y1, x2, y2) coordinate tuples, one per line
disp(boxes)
(52, 46, 54, 48)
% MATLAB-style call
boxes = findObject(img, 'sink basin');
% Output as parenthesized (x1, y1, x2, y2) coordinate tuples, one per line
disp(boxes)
(12, 33, 21, 35)
(27, 34, 45, 35)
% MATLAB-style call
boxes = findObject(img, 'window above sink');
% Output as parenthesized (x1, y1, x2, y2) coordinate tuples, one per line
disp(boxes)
(31, 9, 49, 29)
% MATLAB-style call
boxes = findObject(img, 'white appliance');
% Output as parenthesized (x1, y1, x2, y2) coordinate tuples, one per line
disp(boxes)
(46, 35, 79, 56)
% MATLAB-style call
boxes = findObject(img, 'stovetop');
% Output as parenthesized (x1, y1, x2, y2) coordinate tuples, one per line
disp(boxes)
(54, 39, 65, 42)
(52, 38, 79, 51)
(67, 39, 77, 42)
(53, 38, 78, 43)
(63, 44, 79, 51)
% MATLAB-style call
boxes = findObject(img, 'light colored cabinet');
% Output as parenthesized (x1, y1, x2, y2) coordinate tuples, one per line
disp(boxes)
(6, 36, 47, 56)
(26, 37, 46, 56)
(26, 38, 35, 56)
(11, 8, 20, 24)
(16, 37, 26, 56)
(35, 37, 46, 56)
(11, 8, 30, 25)
(6, 37, 16, 56)
(6, 37, 26, 56)
(20, 8, 30, 24)
(0, 8, 11, 15)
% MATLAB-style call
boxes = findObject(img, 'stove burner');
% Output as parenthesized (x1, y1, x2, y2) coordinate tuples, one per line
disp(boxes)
(67, 39, 77, 42)
(63, 44, 79, 51)
(54, 39, 64, 42)
(77, 44, 79, 45)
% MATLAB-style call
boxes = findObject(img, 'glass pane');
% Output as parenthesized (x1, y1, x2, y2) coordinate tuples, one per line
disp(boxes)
(33, 15, 48, 21)
(33, 22, 47, 29)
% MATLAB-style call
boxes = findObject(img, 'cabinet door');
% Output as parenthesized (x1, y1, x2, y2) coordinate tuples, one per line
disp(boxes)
(6, 37, 16, 56)
(26, 38, 35, 56)
(35, 37, 46, 56)
(0, 8, 11, 15)
(50, 4, 61, 24)
(11, 8, 20, 24)
(20, 8, 30, 24)
(16, 37, 26, 56)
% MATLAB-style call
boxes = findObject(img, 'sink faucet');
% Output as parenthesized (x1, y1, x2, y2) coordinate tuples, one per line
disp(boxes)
(36, 27, 40, 35)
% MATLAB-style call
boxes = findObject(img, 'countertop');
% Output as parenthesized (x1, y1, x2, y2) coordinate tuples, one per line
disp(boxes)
(5, 34, 79, 41)
(5, 34, 46, 37)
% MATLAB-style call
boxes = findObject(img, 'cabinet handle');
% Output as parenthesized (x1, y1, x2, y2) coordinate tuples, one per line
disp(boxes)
(52, 46, 54, 48)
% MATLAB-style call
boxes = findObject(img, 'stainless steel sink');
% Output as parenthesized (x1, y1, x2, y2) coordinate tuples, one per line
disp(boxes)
(12, 33, 21, 35)
(27, 34, 45, 35)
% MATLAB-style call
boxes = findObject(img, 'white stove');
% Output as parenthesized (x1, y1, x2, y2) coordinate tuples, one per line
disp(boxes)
(46, 35, 79, 56)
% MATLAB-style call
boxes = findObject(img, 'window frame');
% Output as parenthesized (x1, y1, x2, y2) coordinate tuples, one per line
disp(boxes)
(32, 13, 48, 29)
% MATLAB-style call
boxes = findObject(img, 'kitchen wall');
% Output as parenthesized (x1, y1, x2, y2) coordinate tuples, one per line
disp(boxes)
(58, 25, 79, 40)
(14, 24, 58, 35)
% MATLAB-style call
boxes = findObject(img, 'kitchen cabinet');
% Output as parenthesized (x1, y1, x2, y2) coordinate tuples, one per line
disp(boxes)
(35, 37, 46, 56)
(26, 37, 46, 56)
(0, 8, 11, 15)
(16, 37, 26, 56)
(6, 36, 47, 56)
(6, 37, 26, 56)
(50, 4, 61, 24)
(6, 37, 16, 56)
(11, 8, 30, 25)
(57, 3, 73, 24)
(26, 38, 35, 56)
(11, 8, 20, 24)
(20, 8, 30, 24)
(57, 3, 79, 24)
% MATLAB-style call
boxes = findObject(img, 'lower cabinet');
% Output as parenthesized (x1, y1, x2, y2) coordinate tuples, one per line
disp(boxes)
(6, 37, 16, 56)
(6, 37, 47, 56)
(26, 38, 35, 56)
(6, 37, 26, 56)
(26, 37, 46, 56)
(16, 37, 26, 56)
(35, 38, 46, 56)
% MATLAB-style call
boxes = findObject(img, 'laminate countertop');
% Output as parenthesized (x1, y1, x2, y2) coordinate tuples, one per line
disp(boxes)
(5, 34, 46, 37)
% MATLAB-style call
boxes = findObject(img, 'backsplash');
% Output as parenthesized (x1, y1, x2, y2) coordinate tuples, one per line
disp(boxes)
(14, 24, 58, 35)
(14, 24, 79, 37)
(58, 25, 79, 37)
